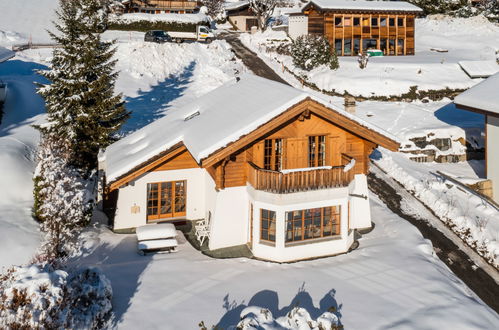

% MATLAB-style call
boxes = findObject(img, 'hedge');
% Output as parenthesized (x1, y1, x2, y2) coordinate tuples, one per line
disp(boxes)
(108, 20, 209, 33)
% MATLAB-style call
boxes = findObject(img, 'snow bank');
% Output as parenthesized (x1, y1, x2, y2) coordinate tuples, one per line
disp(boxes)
(0, 0, 58, 45)
(110, 12, 209, 24)
(375, 148, 499, 267)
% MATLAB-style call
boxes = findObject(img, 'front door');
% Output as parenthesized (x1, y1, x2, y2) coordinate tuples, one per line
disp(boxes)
(147, 180, 186, 221)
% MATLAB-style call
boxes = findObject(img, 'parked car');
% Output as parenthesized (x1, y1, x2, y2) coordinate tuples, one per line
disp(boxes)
(144, 30, 172, 43)
(168, 25, 215, 43)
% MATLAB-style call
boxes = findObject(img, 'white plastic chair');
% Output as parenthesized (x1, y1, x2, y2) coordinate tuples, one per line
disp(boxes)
(195, 212, 211, 246)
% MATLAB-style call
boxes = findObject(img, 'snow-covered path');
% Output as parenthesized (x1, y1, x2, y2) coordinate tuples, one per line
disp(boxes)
(78, 197, 499, 329)
(0, 57, 47, 270)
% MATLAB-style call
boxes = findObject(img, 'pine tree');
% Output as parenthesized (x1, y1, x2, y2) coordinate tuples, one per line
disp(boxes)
(38, 0, 129, 174)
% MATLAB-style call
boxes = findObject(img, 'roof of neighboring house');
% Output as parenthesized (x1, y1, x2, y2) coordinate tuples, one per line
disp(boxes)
(101, 74, 400, 183)
(454, 72, 499, 116)
(225, 1, 250, 12)
(458, 60, 499, 79)
(305, 0, 423, 13)
(0, 47, 15, 63)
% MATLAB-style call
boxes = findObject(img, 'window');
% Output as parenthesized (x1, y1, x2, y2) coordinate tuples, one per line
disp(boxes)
(362, 39, 377, 52)
(353, 17, 360, 26)
(334, 39, 342, 56)
(285, 206, 341, 243)
(353, 38, 360, 55)
(264, 138, 283, 171)
(371, 17, 378, 27)
(335, 17, 342, 26)
(397, 39, 404, 55)
(344, 17, 352, 27)
(308, 135, 326, 167)
(397, 17, 404, 26)
(380, 17, 387, 27)
(147, 180, 186, 220)
(380, 38, 388, 54)
(389, 18, 395, 26)
(389, 39, 395, 55)
(344, 39, 352, 55)
(261, 209, 276, 242)
(362, 17, 369, 26)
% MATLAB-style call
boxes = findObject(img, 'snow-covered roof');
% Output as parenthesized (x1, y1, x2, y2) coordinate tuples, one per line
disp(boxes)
(458, 60, 499, 79)
(306, 0, 423, 13)
(454, 72, 499, 115)
(102, 74, 399, 182)
(0, 46, 14, 63)
(225, 1, 249, 11)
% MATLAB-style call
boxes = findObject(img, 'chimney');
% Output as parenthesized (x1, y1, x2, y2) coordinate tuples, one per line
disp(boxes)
(344, 95, 356, 114)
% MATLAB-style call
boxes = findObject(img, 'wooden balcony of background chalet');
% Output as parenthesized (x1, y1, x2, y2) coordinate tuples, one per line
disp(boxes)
(141, 1, 198, 10)
(247, 154, 355, 194)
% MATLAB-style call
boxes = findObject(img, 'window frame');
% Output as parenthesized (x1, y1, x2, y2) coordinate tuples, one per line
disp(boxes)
(285, 206, 341, 244)
(146, 180, 187, 221)
(263, 138, 284, 171)
(260, 209, 276, 243)
(308, 135, 327, 168)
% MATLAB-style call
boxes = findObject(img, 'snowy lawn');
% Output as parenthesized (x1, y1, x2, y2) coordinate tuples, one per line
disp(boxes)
(76, 196, 499, 329)
(0, 52, 49, 270)
(240, 15, 499, 97)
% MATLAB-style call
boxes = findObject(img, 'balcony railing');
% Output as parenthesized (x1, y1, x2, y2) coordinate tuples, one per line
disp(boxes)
(248, 161, 355, 194)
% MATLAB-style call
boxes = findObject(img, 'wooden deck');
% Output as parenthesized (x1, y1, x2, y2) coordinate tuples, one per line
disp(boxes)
(248, 162, 354, 194)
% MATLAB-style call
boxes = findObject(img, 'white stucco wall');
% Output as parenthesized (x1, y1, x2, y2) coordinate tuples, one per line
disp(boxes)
(208, 186, 250, 250)
(288, 15, 308, 40)
(487, 115, 499, 202)
(248, 184, 356, 262)
(113, 168, 209, 230)
(228, 16, 256, 31)
(348, 174, 372, 230)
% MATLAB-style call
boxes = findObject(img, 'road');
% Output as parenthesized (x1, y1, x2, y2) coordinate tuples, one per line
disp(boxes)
(219, 32, 290, 86)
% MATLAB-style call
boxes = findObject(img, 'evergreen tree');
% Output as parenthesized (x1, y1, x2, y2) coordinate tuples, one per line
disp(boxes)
(291, 35, 339, 71)
(38, 0, 129, 174)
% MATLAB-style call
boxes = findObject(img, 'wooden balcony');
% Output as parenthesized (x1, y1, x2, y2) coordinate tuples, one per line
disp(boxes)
(248, 161, 355, 194)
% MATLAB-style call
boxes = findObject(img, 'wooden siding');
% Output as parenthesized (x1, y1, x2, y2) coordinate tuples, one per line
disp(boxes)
(214, 112, 373, 189)
(306, 7, 417, 56)
(152, 149, 199, 171)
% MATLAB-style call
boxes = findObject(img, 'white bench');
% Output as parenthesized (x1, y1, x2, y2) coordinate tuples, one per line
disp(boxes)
(136, 223, 178, 255)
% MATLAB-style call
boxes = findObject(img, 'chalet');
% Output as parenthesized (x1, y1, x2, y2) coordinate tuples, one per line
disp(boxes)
(454, 73, 499, 203)
(99, 75, 400, 262)
(225, 1, 258, 32)
(288, 0, 423, 56)
(120, 0, 199, 14)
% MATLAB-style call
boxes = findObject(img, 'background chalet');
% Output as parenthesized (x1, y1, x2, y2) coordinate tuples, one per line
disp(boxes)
(120, 0, 199, 14)
(99, 75, 399, 262)
(289, 0, 423, 56)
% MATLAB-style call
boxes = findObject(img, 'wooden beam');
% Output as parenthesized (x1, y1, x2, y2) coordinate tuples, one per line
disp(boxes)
(109, 144, 187, 192)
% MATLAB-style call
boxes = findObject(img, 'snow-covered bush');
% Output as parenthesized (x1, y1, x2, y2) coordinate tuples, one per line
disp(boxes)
(291, 35, 339, 71)
(0, 264, 113, 329)
(236, 306, 341, 330)
(33, 137, 94, 261)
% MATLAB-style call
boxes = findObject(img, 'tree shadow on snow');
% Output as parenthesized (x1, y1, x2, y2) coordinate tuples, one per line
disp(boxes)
(216, 283, 343, 328)
(120, 61, 196, 134)
(0, 59, 48, 134)
(72, 235, 152, 326)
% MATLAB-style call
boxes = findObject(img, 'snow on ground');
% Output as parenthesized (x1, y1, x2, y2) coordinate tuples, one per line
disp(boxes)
(76, 196, 499, 329)
(0, 50, 51, 270)
(240, 15, 499, 97)
(374, 148, 499, 267)
(0, 0, 58, 45)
